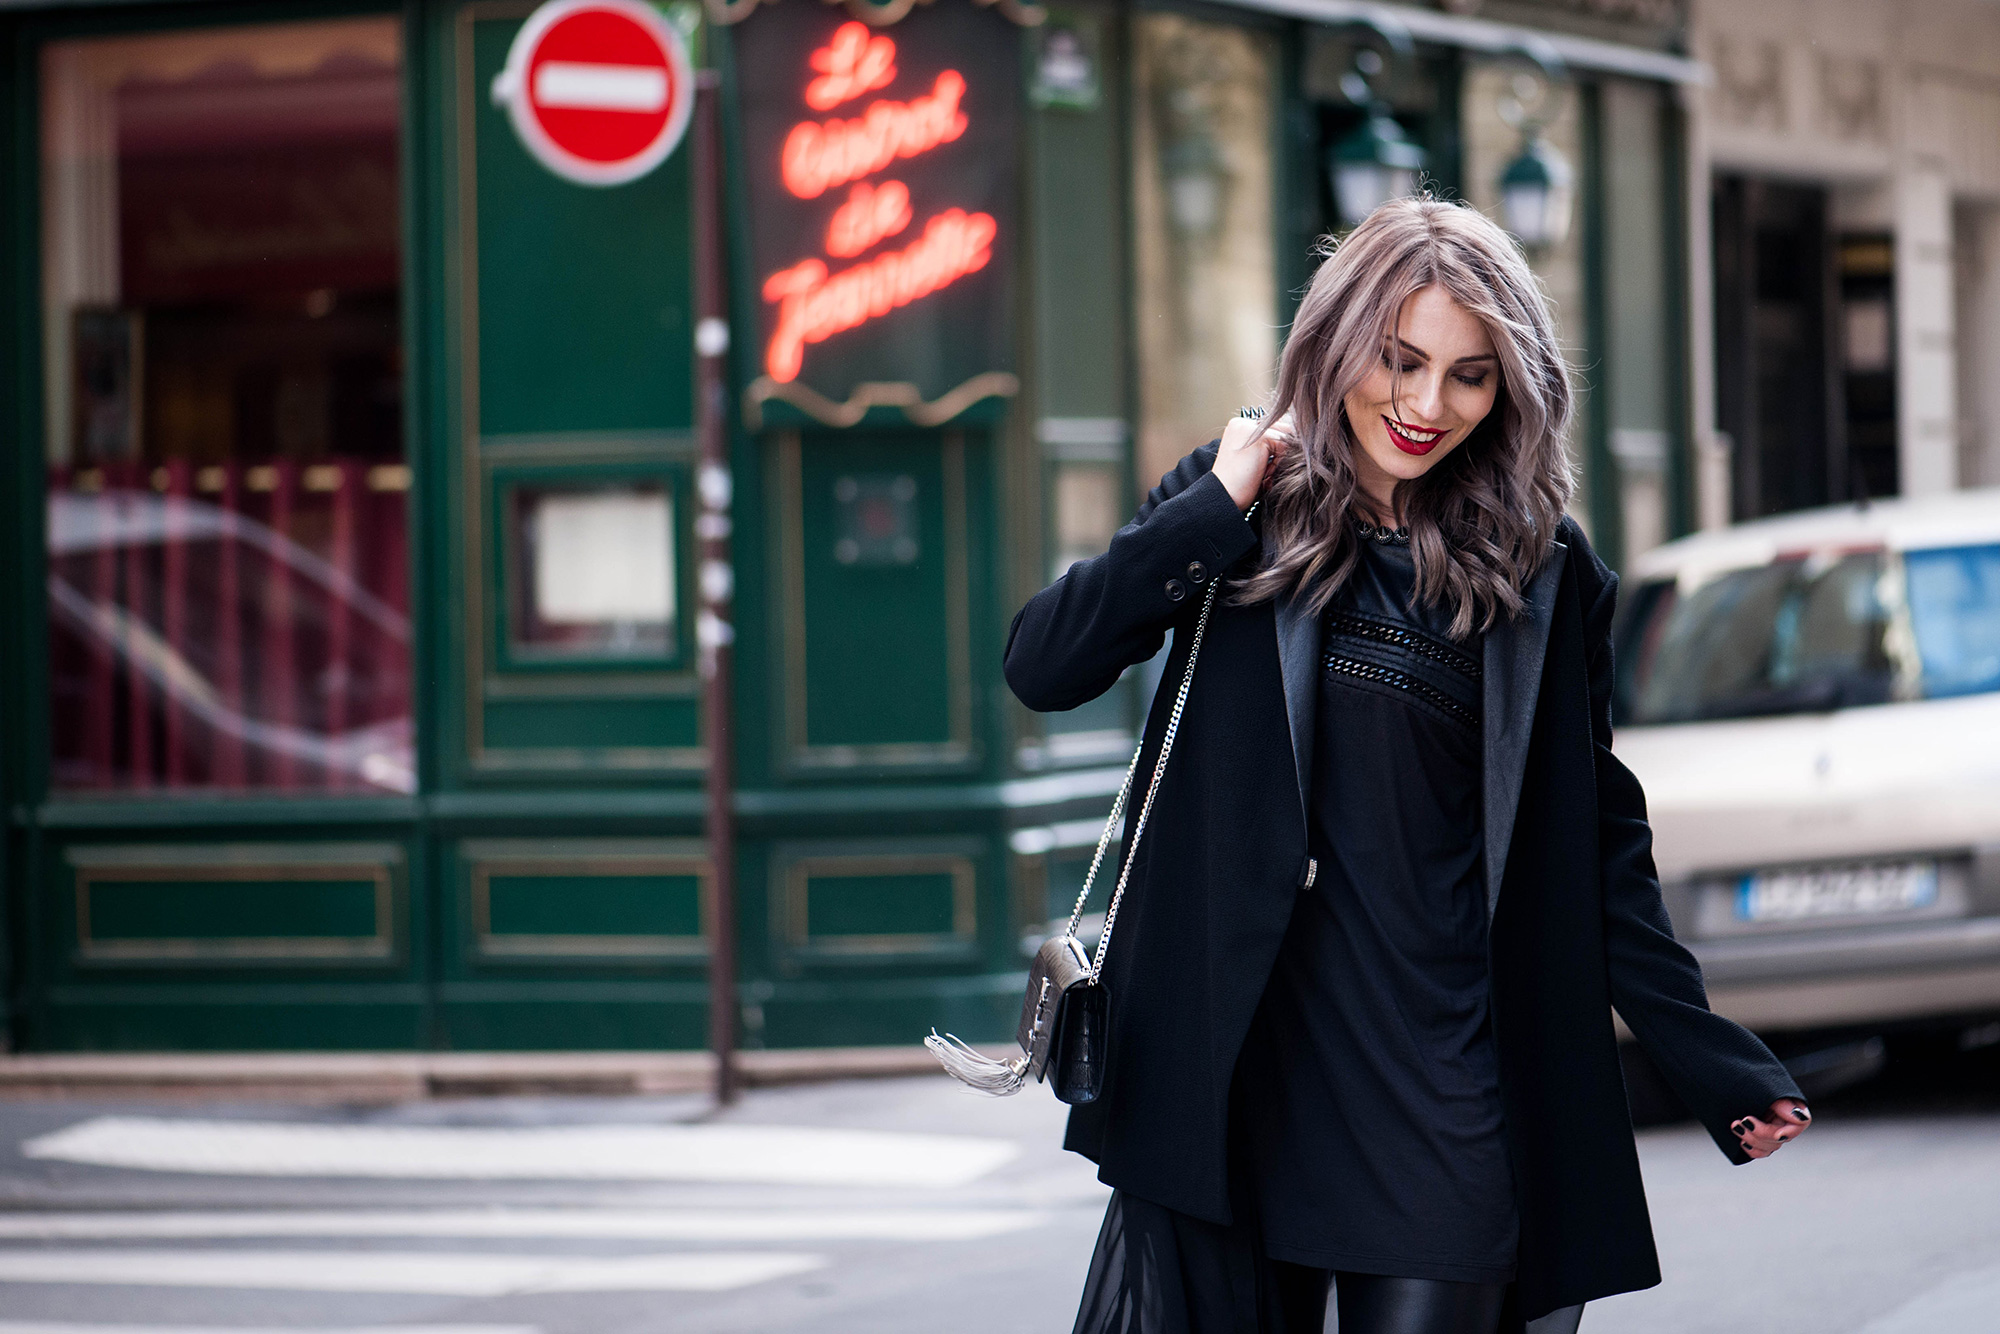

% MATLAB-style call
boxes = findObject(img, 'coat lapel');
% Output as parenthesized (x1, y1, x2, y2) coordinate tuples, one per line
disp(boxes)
(1273, 587, 1319, 830)
(1482, 540, 1567, 921)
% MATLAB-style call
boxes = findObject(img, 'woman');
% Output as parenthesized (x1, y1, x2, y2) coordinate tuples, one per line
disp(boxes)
(1004, 199, 1812, 1334)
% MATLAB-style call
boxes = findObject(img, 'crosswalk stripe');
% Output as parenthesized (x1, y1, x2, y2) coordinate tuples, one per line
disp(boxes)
(23, 1117, 1017, 1188)
(0, 1325, 539, 1334)
(0, 1207, 1047, 1242)
(0, 1250, 825, 1294)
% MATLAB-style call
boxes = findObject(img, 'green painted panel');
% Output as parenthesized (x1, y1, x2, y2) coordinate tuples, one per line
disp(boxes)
(798, 435, 953, 747)
(487, 874, 701, 937)
(86, 879, 379, 941)
(39, 991, 427, 1052)
(1030, 8, 1125, 421)
(1046, 848, 1108, 921)
(481, 696, 697, 749)
(805, 872, 956, 937)
(471, 18, 693, 434)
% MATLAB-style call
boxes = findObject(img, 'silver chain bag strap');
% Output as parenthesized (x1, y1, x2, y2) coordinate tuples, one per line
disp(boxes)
(926, 508, 1243, 1102)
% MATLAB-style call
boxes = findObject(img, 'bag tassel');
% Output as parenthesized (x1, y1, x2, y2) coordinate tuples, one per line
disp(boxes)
(925, 1030, 1030, 1094)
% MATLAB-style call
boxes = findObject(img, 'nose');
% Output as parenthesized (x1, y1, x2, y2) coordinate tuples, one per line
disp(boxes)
(1396, 369, 1448, 424)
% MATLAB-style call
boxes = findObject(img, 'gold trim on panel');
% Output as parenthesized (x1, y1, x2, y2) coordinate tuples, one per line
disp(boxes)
(456, 0, 490, 767)
(774, 428, 813, 761)
(74, 864, 397, 964)
(468, 852, 710, 960)
(771, 432, 976, 772)
(744, 372, 1019, 430)
(780, 854, 977, 956)
(454, 3, 704, 775)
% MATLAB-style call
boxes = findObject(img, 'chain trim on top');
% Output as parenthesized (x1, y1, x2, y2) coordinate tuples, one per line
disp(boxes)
(1323, 652, 1481, 730)
(1325, 610, 1482, 681)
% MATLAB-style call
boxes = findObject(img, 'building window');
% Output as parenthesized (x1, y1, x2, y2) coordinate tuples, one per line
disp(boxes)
(41, 18, 412, 793)
(1130, 12, 1279, 494)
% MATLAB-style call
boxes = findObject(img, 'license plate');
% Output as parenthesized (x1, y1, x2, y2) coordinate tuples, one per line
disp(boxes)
(1737, 861, 1939, 923)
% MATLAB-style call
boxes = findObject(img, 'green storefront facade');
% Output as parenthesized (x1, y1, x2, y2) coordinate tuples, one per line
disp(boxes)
(0, 0, 1702, 1052)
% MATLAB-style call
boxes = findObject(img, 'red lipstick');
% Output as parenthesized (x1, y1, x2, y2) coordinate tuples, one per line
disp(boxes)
(1383, 416, 1446, 456)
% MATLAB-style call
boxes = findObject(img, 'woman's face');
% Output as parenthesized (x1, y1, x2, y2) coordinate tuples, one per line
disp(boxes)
(1341, 283, 1501, 513)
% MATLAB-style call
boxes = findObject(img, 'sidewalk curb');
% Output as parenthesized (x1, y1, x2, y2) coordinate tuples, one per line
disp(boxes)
(0, 1046, 971, 1103)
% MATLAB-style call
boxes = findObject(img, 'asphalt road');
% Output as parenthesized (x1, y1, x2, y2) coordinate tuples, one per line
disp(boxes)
(0, 1040, 1993, 1334)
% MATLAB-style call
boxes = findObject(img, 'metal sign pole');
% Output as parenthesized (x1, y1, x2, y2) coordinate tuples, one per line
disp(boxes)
(692, 68, 739, 1108)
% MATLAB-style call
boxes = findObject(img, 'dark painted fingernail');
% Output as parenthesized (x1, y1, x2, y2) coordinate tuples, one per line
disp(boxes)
(1791, 1107, 1812, 1123)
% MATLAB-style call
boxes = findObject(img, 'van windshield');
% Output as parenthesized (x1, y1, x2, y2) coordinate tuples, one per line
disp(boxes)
(1619, 552, 1898, 725)
(1617, 542, 2000, 725)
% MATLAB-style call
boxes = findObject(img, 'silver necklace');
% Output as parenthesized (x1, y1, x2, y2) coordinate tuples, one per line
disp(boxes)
(1353, 517, 1411, 545)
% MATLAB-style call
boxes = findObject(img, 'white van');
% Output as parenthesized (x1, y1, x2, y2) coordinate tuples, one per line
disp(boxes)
(1612, 488, 2000, 1045)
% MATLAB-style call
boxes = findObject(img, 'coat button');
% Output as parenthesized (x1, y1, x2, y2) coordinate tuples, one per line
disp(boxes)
(1164, 578, 1186, 602)
(1187, 561, 1208, 584)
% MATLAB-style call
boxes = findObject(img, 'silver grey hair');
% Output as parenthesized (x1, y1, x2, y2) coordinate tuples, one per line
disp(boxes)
(1232, 196, 1577, 639)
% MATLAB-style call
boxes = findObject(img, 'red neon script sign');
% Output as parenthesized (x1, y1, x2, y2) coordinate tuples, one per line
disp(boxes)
(763, 208, 996, 383)
(806, 21, 896, 110)
(825, 180, 912, 257)
(781, 71, 968, 200)
(753, 14, 1002, 386)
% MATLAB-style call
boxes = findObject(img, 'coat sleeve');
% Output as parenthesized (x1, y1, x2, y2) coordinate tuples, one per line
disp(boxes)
(1571, 524, 1804, 1162)
(1004, 442, 1259, 712)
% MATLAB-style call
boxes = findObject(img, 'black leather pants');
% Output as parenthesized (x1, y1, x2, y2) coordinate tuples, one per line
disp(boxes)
(1328, 1273, 1584, 1334)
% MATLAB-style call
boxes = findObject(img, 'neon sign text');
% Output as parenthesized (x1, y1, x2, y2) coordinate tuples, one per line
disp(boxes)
(824, 180, 912, 257)
(781, 70, 968, 200)
(806, 21, 896, 111)
(762, 207, 997, 382)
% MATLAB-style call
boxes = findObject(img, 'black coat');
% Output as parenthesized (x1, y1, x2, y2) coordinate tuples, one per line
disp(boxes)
(1004, 444, 1802, 1320)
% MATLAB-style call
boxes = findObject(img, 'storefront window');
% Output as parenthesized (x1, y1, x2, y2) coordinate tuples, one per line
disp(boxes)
(41, 18, 411, 793)
(1130, 14, 1279, 494)
(1050, 461, 1122, 583)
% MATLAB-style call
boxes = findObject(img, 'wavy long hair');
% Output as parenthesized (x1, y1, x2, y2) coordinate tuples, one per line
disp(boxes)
(1232, 197, 1576, 639)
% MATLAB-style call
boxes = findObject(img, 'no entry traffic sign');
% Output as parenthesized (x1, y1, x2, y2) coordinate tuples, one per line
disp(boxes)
(491, 0, 694, 187)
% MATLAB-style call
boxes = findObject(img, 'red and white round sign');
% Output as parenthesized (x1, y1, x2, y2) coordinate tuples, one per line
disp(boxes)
(490, 0, 694, 187)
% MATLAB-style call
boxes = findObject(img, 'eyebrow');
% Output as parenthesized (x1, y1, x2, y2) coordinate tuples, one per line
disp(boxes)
(1392, 337, 1498, 367)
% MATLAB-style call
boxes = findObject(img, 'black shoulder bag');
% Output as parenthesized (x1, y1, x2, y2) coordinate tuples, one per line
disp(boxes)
(926, 551, 1229, 1104)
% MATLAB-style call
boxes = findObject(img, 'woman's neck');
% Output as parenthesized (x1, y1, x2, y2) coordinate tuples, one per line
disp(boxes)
(1353, 485, 1400, 529)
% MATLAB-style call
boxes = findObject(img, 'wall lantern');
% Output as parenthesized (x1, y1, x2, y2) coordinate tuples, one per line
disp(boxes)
(1499, 133, 1573, 249)
(1325, 22, 1425, 230)
(1491, 46, 1573, 252)
(1331, 108, 1427, 228)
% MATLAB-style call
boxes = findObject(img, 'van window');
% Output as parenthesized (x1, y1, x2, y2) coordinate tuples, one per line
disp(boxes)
(1905, 544, 2000, 699)
(1621, 552, 1897, 724)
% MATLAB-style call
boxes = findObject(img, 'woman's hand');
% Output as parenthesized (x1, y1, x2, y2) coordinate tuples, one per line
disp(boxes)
(1732, 1098, 1811, 1159)
(1213, 412, 1296, 511)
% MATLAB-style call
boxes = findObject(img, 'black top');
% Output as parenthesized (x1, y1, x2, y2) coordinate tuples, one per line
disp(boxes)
(1237, 534, 1518, 1284)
